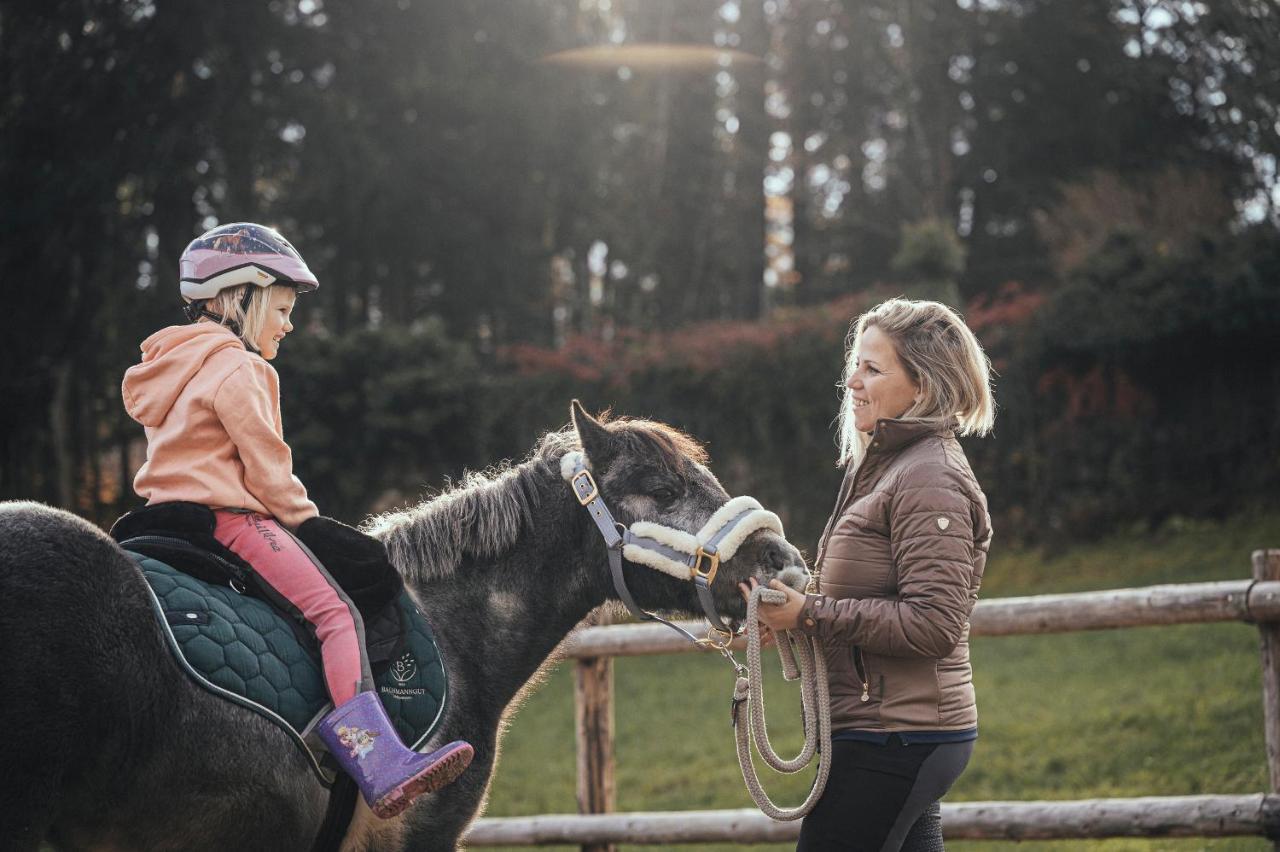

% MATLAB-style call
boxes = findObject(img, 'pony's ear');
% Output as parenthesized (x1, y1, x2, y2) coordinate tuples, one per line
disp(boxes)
(571, 400, 617, 469)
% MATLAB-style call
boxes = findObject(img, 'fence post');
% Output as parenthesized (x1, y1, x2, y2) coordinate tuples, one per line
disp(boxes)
(575, 609, 616, 852)
(1254, 549, 1280, 848)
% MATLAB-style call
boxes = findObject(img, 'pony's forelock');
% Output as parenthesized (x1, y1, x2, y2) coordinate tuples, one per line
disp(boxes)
(608, 417, 709, 471)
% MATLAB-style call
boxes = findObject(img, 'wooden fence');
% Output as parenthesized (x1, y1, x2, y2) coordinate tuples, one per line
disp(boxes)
(466, 550, 1280, 848)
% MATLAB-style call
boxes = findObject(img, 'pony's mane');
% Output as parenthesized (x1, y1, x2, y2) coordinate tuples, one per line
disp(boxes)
(362, 416, 706, 581)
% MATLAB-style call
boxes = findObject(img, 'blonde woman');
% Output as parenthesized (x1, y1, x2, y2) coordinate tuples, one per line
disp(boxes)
(742, 298, 994, 851)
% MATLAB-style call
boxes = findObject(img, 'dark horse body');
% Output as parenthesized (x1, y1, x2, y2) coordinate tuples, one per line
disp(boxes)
(0, 406, 804, 851)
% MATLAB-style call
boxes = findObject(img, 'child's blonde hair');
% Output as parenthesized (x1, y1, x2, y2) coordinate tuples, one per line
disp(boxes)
(203, 284, 290, 351)
(836, 297, 995, 467)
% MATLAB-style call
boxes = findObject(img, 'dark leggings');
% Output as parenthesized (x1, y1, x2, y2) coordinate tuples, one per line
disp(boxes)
(796, 737, 972, 852)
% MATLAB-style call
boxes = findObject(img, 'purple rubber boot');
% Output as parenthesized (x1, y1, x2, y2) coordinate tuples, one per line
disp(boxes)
(317, 691, 474, 819)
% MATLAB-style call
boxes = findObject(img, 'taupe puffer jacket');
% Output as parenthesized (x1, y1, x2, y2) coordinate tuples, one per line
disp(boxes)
(797, 417, 992, 733)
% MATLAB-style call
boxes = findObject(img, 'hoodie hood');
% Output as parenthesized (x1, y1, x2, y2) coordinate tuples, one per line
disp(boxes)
(122, 323, 245, 427)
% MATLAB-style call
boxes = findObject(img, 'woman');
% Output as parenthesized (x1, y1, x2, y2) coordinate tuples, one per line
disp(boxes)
(743, 297, 994, 851)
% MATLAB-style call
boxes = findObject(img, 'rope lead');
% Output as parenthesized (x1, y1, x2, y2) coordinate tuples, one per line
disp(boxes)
(733, 585, 833, 821)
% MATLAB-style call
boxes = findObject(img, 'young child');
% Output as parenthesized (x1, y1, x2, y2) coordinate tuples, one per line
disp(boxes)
(122, 222, 472, 818)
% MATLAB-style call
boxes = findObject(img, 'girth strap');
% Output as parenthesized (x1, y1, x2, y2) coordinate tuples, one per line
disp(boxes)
(310, 777, 357, 852)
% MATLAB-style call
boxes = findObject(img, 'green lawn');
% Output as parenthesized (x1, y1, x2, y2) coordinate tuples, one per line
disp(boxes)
(481, 508, 1280, 851)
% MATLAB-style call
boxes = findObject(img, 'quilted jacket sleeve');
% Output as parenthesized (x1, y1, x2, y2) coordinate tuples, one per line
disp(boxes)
(798, 461, 977, 658)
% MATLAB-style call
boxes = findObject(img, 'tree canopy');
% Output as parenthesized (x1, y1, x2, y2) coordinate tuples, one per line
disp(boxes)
(3, 0, 1277, 542)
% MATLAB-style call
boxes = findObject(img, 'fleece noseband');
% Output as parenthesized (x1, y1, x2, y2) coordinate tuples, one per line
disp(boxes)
(561, 452, 784, 640)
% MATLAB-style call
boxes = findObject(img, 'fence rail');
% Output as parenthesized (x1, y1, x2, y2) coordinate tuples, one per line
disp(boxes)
(558, 580, 1280, 659)
(467, 794, 1280, 845)
(465, 550, 1280, 849)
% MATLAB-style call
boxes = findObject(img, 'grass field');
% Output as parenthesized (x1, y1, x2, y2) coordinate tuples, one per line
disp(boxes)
(480, 507, 1280, 851)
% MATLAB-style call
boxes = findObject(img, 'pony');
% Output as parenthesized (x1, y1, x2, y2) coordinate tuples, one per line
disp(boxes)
(0, 403, 806, 851)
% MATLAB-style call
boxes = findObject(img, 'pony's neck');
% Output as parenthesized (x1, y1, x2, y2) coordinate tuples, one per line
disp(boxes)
(403, 455, 610, 732)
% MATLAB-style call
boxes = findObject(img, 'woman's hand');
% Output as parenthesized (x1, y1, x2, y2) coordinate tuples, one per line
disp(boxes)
(739, 577, 807, 636)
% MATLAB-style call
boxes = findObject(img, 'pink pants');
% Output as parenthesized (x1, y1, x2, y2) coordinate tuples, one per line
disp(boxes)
(213, 510, 371, 707)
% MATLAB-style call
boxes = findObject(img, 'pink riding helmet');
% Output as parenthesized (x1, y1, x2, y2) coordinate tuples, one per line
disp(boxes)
(178, 222, 319, 302)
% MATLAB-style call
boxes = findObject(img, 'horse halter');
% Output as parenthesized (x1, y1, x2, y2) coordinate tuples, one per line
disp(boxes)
(561, 451, 785, 643)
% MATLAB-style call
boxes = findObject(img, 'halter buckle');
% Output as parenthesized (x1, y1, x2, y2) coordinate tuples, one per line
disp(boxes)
(692, 546, 721, 585)
(572, 470, 599, 506)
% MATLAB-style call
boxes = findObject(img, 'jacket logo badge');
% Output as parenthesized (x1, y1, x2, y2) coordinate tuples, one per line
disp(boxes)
(936, 517, 950, 531)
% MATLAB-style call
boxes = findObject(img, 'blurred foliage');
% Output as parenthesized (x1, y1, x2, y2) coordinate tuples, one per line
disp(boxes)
(892, 218, 968, 282)
(276, 221, 1279, 548)
(1008, 223, 1280, 536)
(274, 320, 487, 516)
(2, 0, 1277, 547)
(890, 217, 967, 306)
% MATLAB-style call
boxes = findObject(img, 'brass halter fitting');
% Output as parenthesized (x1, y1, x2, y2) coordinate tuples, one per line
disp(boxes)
(697, 623, 736, 649)
(692, 545, 721, 585)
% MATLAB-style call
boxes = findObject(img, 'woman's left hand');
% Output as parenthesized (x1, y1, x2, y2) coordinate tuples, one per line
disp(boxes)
(738, 577, 807, 632)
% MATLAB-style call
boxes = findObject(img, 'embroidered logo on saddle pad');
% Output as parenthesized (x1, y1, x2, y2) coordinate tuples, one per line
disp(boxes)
(390, 651, 418, 686)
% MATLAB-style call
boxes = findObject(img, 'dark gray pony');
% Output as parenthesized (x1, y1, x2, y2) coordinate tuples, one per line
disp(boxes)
(0, 403, 805, 851)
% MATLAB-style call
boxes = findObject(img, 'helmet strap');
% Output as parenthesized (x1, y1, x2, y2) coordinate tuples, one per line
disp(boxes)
(237, 287, 262, 353)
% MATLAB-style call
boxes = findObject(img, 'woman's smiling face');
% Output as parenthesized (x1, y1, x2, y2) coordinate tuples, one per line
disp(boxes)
(846, 324, 921, 434)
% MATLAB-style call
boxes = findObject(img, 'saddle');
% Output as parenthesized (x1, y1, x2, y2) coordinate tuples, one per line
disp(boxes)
(111, 504, 448, 784)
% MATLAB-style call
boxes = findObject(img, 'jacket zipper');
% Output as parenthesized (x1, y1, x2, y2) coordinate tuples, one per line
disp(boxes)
(853, 646, 870, 702)
(816, 457, 871, 568)
(827, 455, 875, 704)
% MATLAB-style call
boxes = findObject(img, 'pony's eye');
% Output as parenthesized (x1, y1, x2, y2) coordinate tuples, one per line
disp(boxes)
(651, 486, 678, 504)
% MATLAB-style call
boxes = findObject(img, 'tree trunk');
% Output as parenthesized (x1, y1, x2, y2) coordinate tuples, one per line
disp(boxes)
(49, 360, 74, 510)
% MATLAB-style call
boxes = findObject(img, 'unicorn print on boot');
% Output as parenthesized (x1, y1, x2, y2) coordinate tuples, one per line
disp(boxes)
(336, 724, 379, 760)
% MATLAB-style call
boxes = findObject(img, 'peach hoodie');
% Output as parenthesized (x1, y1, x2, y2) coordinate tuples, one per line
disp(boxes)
(122, 322, 318, 528)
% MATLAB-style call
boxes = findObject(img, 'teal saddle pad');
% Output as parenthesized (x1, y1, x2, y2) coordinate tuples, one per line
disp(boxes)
(127, 551, 448, 783)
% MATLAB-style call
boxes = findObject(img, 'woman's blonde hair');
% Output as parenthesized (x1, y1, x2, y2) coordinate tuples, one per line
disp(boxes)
(836, 297, 995, 467)
(202, 284, 290, 351)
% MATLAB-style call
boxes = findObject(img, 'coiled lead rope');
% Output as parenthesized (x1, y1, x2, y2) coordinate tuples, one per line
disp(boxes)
(733, 585, 832, 821)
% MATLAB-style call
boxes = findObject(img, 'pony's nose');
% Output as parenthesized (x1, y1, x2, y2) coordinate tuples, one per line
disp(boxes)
(761, 537, 809, 590)
(765, 540, 790, 572)
(762, 535, 804, 571)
